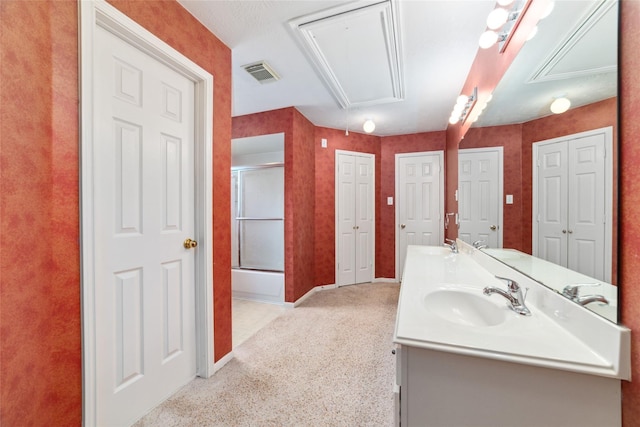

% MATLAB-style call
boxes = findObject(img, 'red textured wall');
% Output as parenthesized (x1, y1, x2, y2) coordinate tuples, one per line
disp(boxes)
(0, 0, 232, 424)
(461, 125, 524, 250)
(1, 2, 81, 424)
(620, 0, 640, 423)
(313, 127, 381, 285)
(379, 133, 446, 278)
(232, 108, 317, 301)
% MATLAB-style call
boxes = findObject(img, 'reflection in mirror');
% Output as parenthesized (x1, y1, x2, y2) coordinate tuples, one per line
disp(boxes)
(458, 0, 618, 322)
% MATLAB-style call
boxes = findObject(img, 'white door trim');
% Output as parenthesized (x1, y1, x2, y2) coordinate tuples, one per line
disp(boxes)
(79, 1, 214, 424)
(458, 146, 504, 248)
(334, 150, 376, 286)
(532, 126, 613, 282)
(394, 151, 445, 281)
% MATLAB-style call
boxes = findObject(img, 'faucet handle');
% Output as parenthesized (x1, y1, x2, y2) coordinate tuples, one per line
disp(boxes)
(562, 283, 600, 298)
(495, 275, 519, 291)
(472, 239, 485, 248)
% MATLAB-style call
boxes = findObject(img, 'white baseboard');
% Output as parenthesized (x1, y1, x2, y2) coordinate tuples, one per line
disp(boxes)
(283, 284, 337, 308)
(212, 351, 234, 373)
(373, 277, 399, 284)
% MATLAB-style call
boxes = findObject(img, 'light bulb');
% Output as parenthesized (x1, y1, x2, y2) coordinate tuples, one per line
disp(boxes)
(452, 104, 464, 114)
(363, 119, 375, 133)
(550, 97, 571, 114)
(527, 26, 538, 41)
(487, 8, 509, 30)
(449, 115, 459, 125)
(456, 94, 469, 106)
(479, 30, 499, 49)
(497, 0, 514, 6)
(541, 1, 555, 19)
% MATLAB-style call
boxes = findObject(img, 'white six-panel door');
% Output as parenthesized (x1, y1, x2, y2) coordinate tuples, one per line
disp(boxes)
(458, 148, 503, 248)
(93, 24, 197, 426)
(336, 151, 374, 286)
(534, 127, 612, 282)
(396, 152, 444, 280)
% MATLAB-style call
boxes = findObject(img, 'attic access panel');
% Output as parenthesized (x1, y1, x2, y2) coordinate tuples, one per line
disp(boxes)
(289, 0, 404, 109)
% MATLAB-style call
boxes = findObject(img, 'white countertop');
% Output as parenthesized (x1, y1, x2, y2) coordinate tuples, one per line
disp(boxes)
(393, 244, 631, 379)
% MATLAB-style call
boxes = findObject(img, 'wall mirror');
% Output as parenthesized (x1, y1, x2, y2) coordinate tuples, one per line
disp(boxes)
(459, 0, 619, 322)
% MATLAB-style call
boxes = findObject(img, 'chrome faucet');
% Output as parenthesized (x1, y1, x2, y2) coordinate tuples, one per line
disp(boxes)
(483, 276, 531, 316)
(443, 238, 458, 253)
(472, 239, 487, 249)
(562, 284, 609, 306)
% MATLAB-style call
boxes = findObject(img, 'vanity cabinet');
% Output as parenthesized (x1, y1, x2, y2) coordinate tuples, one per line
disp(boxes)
(393, 243, 629, 427)
(394, 344, 621, 427)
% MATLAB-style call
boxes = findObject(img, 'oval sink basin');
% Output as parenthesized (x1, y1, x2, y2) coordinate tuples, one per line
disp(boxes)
(423, 289, 506, 327)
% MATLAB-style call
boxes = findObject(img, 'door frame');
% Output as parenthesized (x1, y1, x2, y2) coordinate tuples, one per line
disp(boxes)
(79, 1, 215, 424)
(458, 146, 504, 248)
(394, 151, 444, 281)
(334, 150, 376, 286)
(532, 126, 613, 282)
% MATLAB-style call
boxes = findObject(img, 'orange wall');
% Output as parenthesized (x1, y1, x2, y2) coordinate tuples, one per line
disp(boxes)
(620, 0, 640, 423)
(0, 0, 232, 424)
(232, 108, 317, 301)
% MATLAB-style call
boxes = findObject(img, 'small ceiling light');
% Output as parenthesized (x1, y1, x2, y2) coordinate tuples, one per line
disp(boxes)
(456, 94, 469, 105)
(497, 0, 514, 6)
(479, 30, 499, 49)
(550, 97, 571, 114)
(487, 8, 509, 30)
(363, 119, 375, 133)
(449, 115, 460, 125)
(527, 26, 539, 41)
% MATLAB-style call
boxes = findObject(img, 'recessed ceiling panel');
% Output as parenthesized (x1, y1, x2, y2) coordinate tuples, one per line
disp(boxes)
(290, 0, 404, 109)
(529, 0, 617, 83)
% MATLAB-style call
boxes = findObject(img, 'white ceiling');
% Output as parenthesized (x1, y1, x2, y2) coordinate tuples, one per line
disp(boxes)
(178, 0, 617, 137)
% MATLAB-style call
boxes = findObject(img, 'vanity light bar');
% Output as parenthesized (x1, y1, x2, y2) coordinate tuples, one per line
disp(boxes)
(449, 87, 477, 125)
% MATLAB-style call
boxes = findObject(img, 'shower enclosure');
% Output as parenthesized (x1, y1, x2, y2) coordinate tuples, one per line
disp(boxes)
(231, 133, 285, 303)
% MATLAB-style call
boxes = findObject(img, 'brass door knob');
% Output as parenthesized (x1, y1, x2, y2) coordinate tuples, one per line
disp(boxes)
(183, 238, 198, 249)
(490, 225, 497, 231)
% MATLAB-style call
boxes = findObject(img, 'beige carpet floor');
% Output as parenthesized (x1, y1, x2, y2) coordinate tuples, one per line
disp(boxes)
(135, 282, 400, 427)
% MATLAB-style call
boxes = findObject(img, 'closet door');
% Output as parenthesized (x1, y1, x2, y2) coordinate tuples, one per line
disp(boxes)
(533, 128, 610, 282)
(567, 133, 606, 279)
(536, 141, 569, 267)
(336, 152, 374, 286)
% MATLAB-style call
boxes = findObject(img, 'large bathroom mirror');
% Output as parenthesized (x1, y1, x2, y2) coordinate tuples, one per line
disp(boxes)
(460, 0, 619, 322)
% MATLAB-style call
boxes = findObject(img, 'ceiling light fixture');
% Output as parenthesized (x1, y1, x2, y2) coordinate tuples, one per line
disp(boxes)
(363, 119, 376, 133)
(550, 97, 571, 114)
(449, 87, 478, 125)
(479, 0, 534, 52)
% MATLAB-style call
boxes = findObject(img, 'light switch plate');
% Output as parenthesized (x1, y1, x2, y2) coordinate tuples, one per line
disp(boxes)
(506, 194, 513, 204)
(321, 138, 327, 148)
(387, 197, 393, 205)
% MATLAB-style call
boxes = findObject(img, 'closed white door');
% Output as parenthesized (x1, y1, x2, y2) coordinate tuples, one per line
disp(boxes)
(458, 148, 503, 248)
(568, 134, 606, 279)
(534, 129, 609, 281)
(336, 152, 374, 286)
(93, 25, 197, 426)
(396, 152, 444, 280)
(536, 141, 568, 266)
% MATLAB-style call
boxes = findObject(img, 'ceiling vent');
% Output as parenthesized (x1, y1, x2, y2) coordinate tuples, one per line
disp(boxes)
(243, 61, 280, 84)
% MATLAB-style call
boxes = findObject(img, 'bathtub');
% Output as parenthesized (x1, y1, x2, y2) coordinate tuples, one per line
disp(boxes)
(231, 268, 285, 304)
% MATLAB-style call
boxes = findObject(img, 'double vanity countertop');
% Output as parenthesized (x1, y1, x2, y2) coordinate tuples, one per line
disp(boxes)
(394, 243, 631, 380)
